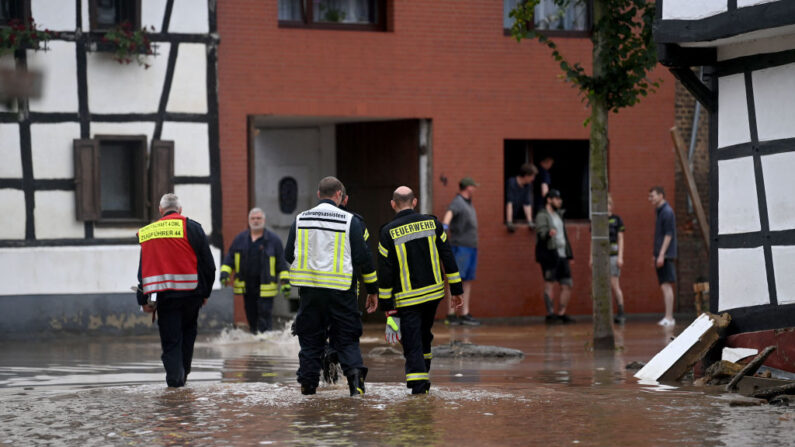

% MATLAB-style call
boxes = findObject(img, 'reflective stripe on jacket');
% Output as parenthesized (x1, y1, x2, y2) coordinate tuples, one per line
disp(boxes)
(289, 202, 354, 291)
(139, 214, 198, 294)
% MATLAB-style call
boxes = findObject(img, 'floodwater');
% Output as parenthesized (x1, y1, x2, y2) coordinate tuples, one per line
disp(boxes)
(0, 320, 792, 446)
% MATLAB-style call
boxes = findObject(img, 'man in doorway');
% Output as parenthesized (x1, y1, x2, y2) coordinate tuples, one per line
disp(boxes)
(220, 208, 290, 333)
(506, 163, 538, 231)
(534, 155, 554, 216)
(535, 189, 575, 324)
(136, 193, 216, 388)
(649, 186, 677, 327)
(443, 177, 480, 326)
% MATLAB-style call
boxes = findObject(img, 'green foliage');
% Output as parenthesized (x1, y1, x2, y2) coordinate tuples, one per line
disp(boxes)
(0, 18, 53, 57)
(510, 0, 659, 113)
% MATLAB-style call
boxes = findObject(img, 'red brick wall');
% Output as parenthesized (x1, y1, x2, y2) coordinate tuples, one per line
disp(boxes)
(217, 0, 676, 318)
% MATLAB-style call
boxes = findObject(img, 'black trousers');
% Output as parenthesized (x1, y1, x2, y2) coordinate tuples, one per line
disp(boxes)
(243, 281, 274, 333)
(156, 296, 204, 388)
(398, 299, 440, 390)
(294, 287, 364, 387)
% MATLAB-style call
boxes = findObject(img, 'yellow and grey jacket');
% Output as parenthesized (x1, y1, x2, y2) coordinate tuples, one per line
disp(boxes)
(284, 200, 378, 293)
(378, 209, 463, 311)
(220, 228, 289, 297)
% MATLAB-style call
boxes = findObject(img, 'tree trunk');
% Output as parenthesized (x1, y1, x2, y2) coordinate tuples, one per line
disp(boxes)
(590, 0, 614, 350)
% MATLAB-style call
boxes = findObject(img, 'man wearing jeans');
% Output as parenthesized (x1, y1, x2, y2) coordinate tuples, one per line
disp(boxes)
(443, 177, 480, 326)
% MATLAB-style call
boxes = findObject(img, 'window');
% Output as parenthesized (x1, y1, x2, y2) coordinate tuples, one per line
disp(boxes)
(504, 0, 590, 34)
(0, 0, 28, 26)
(74, 136, 173, 224)
(504, 139, 590, 220)
(89, 0, 140, 31)
(278, 0, 386, 31)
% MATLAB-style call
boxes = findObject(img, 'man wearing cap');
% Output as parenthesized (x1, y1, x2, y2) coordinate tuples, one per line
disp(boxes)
(442, 177, 480, 326)
(535, 189, 575, 324)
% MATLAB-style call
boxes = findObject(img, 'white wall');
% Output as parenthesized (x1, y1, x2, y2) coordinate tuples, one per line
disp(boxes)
(0, 190, 26, 239)
(161, 122, 210, 176)
(718, 74, 751, 148)
(166, 43, 207, 113)
(718, 247, 770, 311)
(27, 41, 79, 113)
(31, 122, 81, 179)
(662, 0, 727, 20)
(169, 0, 210, 34)
(0, 244, 222, 295)
(718, 157, 761, 234)
(0, 124, 22, 178)
(752, 62, 795, 142)
(34, 190, 85, 239)
(31, 0, 76, 31)
(174, 183, 213, 235)
(761, 152, 795, 231)
(772, 245, 795, 305)
(717, 33, 795, 61)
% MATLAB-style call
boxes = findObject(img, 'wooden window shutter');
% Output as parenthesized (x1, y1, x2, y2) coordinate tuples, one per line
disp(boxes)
(73, 138, 101, 221)
(149, 140, 174, 218)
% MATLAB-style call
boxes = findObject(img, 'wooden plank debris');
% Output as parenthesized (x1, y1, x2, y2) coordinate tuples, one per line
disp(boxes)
(726, 346, 776, 392)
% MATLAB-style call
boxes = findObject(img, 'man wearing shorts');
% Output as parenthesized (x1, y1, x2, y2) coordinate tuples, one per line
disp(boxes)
(649, 186, 677, 327)
(535, 189, 575, 324)
(443, 177, 480, 326)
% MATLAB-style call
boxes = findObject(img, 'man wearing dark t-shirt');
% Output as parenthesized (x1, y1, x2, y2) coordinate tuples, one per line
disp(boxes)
(505, 163, 537, 231)
(649, 186, 677, 327)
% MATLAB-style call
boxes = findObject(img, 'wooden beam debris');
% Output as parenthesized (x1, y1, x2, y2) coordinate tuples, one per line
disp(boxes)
(726, 346, 777, 392)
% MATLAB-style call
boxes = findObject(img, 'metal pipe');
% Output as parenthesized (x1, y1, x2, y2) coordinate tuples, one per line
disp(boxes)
(687, 67, 703, 214)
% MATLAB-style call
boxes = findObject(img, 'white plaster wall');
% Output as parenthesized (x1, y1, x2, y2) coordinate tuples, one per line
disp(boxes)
(718, 33, 795, 61)
(166, 43, 207, 113)
(93, 225, 140, 239)
(90, 122, 155, 143)
(662, 0, 727, 20)
(738, 0, 780, 7)
(174, 183, 212, 235)
(718, 74, 751, 148)
(169, 0, 209, 34)
(0, 189, 26, 239)
(34, 190, 85, 239)
(31, 122, 81, 179)
(752, 62, 795, 141)
(27, 41, 79, 113)
(87, 43, 170, 114)
(161, 122, 210, 176)
(0, 124, 22, 178)
(142, 0, 168, 31)
(772, 245, 795, 305)
(761, 152, 795, 231)
(718, 157, 761, 234)
(718, 247, 770, 311)
(0, 244, 222, 295)
(31, 0, 76, 31)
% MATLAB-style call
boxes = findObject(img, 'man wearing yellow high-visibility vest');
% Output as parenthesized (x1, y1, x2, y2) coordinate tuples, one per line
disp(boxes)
(378, 186, 463, 394)
(284, 177, 379, 396)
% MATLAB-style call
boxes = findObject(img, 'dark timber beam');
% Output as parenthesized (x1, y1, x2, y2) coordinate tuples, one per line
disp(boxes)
(669, 67, 717, 113)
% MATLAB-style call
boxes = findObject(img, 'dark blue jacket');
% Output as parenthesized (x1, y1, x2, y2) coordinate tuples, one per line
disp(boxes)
(221, 228, 289, 297)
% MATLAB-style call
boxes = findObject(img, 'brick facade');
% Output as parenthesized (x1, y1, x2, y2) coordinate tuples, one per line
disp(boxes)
(217, 1, 676, 318)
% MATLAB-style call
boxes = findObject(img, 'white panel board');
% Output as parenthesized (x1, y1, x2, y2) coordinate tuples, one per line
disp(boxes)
(718, 157, 761, 234)
(753, 63, 795, 141)
(718, 247, 770, 311)
(168, 0, 209, 34)
(93, 225, 140, 239)
(27, 41, 79, 112)
(90, 122, 155, 142)
(634, 314, 715, 381)
(662, 0, 727, 20)
(34, 191, 85, 239)
(166, 43, 207, 113)
(718, 74, 751, 148)
(0, 189, 26, 239)
(0, 124, 22, 178)
(174, 184, 212, 235)
(0, 244, 221, 295)
(142, 0, 168, 31)
(771, 245, 795, 304)
(87, 43, 170, 114)
(31, 0, 76, 31)
(31, 122, 81, 179)
(761, 152, 795, 231)
(161, 122, 210, 176)
(738, 0, 779, 7)
(718, 34, 795, 61)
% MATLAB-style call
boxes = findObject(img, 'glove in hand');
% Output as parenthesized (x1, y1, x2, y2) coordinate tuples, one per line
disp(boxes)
(220, 271, 230, 287)
(385, 316, 401, 344)
(280, 283, 291, 296)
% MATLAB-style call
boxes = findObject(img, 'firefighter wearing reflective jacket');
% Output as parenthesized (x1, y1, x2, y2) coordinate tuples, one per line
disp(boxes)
(136, 193, 216, 388)
(378, 186, 463, 394)
(220, 208, 290, 333)
(284, 176, 379, 397)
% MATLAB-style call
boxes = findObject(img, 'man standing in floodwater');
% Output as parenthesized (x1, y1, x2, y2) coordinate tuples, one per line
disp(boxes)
(378, 186, 463, 394)
(284, 177, 379, 396)
(136, 193, 216, 388)
(649, 186, 677, 327)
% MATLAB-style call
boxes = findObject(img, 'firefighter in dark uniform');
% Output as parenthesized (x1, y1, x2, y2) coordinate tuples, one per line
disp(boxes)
(136, 193, 216, 388)
(284, 177, 379, 396)
(378, 186, 463, 394)
(220, 208, 290, 333)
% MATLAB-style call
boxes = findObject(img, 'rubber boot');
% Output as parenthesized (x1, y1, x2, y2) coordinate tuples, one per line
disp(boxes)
(300, 384, 316, 395)
(346, 367, 367, 396)
(411, 380, 431, 395)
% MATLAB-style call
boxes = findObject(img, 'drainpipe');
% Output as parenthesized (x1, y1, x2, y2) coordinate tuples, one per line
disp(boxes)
(687, 67, 703, 214)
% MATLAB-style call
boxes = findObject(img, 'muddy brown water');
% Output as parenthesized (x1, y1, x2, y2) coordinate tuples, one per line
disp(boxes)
(0, 321, 792, 446)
